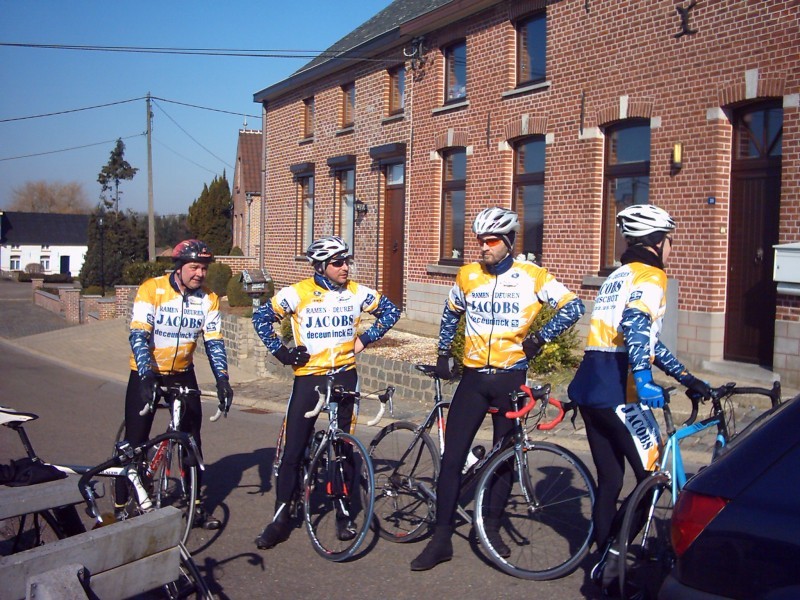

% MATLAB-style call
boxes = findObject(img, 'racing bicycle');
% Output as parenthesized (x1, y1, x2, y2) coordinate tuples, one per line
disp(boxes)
(369, 364, 597, 580)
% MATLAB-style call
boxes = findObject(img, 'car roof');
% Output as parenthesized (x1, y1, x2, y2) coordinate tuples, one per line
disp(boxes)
(684, 393, 800, 498)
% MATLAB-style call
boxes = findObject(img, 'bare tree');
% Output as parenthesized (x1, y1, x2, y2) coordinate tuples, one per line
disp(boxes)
(8, 181, 91, 214)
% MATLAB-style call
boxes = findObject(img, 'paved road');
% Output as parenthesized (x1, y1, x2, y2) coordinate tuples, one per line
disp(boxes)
(0, 344, 604, 600)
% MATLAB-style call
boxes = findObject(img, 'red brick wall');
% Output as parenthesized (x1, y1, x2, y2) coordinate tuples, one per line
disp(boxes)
(257, 0, 799, 368)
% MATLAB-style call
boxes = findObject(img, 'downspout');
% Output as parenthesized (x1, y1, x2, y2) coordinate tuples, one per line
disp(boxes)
(259, 102, 268, 270)
(374, 159, 381, 290)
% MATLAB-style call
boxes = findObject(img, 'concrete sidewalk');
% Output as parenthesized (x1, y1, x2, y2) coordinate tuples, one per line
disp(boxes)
(4, 311, 797, 465)
(2, 278, 795, 463)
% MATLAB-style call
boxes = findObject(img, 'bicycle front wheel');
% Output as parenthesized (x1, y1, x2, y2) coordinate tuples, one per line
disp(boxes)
(152, 439, 198, 545)
(163, 541, 213, 600)
(369, 421, 439, 542)
(304, 432, 375, 561)
(474, 442, 596, 580)
(618, 471, 674, 600)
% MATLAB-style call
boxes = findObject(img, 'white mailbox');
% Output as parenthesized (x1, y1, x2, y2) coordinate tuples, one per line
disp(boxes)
(773, 242, 800, 295)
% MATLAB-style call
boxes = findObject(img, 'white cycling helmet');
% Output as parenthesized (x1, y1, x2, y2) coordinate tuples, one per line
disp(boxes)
(306, 236, 350, 264)
(616, 204, 675, 240)
(472, 207, 520, 236)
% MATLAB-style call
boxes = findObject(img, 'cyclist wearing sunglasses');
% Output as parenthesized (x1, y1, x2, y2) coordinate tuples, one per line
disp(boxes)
(252, 235, 400, 549)
(411, 207, 585, 571)
(567, 204, 711, 593)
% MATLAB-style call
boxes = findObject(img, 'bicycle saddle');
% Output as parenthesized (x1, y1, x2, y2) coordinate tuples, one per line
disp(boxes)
(0, 406, 38, 426)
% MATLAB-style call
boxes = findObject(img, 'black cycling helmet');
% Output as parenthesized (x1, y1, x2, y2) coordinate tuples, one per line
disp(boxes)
(172, 239, 214, 264)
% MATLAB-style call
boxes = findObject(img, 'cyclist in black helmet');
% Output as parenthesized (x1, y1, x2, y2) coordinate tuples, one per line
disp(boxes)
(252, 235, 400, 550)
(116, 239, 233, 530)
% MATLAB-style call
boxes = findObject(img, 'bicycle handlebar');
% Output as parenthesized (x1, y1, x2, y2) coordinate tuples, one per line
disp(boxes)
(138, 385, 226, 422)
(513, 384, 566, 430)
(366, 386, 396, 427)
(682, 380, 781, 426)
(77, 431, 204, 522)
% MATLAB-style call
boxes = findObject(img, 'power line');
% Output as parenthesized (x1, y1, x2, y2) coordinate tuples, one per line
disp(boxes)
(0, 42, 396, 62)
(1, 95, 259, 123)
(0, 133, 145, 162)
(151, 96, 259, 119)
(152, 100, 233, 169)
(0, 97, 144, 123)
(153, 137, 219, 176)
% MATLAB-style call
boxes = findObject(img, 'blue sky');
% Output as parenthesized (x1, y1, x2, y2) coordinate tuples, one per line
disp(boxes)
(0, 0, 392, 215)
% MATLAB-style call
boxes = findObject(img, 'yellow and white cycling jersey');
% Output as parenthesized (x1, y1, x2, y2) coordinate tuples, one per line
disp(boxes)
(270, 278, 383, 376)
(585, 262, 667, 356)
(129, 274, 223, 375)
(448, 260, 577, 370)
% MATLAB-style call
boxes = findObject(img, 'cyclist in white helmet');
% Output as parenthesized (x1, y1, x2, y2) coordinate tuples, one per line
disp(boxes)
(410, 207, 585, 571)
(567, 203, 711, 593)
(252, 235, 400, 550)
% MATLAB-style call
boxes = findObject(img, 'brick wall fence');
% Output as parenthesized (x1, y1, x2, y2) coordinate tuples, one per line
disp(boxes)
(114, 285, 436, 405)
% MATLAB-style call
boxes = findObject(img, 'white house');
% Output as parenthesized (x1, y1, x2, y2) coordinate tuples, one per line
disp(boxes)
(0, 211, 90, 277)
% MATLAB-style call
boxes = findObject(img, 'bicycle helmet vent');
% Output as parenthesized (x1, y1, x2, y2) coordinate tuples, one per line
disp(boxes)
(472, 207, 520, 236)
(306, 236, 350, 264)
(616, 204, 675, 241)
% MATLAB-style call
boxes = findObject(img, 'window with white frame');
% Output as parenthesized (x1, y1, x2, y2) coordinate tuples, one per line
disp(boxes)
(40, 257, 50, 271)
(10, 255, 20, 270)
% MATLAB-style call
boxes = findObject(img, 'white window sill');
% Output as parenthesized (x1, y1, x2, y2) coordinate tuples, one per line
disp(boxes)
(501, 81, 551, 99)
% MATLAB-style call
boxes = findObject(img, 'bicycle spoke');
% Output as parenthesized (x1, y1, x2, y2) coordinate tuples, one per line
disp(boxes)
(369, 421, 439, 542)
(474, 443, 596, 580)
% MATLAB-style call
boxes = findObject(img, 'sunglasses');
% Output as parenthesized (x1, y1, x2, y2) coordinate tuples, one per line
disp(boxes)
(329, 258, 352, 268)
(477, 237, 504, 248)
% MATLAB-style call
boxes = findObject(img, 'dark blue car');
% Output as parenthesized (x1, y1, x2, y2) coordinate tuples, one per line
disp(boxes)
(660, 393, 800, 599)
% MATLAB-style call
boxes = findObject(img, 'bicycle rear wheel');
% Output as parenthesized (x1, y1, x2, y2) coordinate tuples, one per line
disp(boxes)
(152, 439, 198, 545)
(369, 421, 439, 542)
(618, 472, 674, 599)
(474, 442, 596, 580)
(304, 432, 375, 561)
(0, 509, 72, 555)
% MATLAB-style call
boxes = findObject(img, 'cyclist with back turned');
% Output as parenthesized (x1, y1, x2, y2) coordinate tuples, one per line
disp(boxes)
(567, 204, 711, 593)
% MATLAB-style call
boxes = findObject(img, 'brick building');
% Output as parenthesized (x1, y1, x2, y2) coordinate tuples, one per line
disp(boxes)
(231, 129, 263, 258)
(251, 0, 800, 384)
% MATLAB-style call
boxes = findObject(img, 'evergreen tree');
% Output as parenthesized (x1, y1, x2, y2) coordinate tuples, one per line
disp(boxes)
(80, 208, 148, 292)
(155, 213, 191, 249)
(97, 139, 138, 212)
(187, 172, 232, 255)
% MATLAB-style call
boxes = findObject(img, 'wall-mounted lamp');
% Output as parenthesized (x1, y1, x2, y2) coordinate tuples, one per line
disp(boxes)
(354, 199, 368, 215)
(671, 142, 683, 171)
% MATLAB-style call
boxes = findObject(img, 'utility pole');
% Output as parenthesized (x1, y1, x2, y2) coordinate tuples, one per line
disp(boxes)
(146, 92, 155, 261)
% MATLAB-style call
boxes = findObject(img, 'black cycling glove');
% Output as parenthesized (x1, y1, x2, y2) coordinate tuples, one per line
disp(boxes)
(139, 371, 159, 407)
(522, 331, 546, 361)
(274, 345, 311, 367)
(435, 352, 453, 381)
(216, 377, 234, 415)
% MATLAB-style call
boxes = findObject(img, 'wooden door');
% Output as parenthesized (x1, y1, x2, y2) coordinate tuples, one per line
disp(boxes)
(724, 102, 782, 365)
(383, 165, 405, 310)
